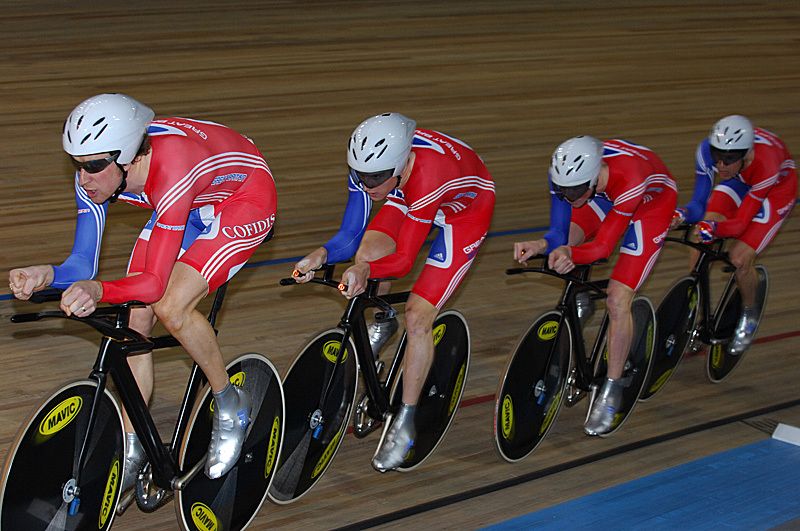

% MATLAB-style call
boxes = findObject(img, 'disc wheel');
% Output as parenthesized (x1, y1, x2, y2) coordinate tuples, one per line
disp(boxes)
(388, 310, 471, 471)
(706, 265, 768, 383)
(640, 277, 699, 401)
(593, 296, 656, 435)
(0, 380, 124, 531)
(493, 310, 571, 462)
(177, 353, 285, 530)
(268, 330, 357, 504)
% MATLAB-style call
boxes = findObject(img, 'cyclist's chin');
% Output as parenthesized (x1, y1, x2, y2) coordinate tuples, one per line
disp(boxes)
(367, 190, 390, 201)
(569, 197, 589, 208)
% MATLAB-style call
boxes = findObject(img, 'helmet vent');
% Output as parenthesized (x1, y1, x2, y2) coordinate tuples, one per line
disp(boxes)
(76, 115, 84, 128)
(351, 148, 358, 160)
(94, 124, 109, 140)
(365, 153, 374, 162)
(80, 133, 92, 145)
(376, 145, 388, 158)
(360, 137, 368, 149)
(93, 117, 106, 126)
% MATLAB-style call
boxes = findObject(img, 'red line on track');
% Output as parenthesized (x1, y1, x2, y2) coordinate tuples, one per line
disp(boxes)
(346, 328, 799, 435)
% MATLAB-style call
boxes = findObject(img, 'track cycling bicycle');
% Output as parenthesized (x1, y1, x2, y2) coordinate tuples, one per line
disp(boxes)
(268, 264, 469, 503)
(640, 225, 768, 399)
(494, 256, 656, 462)
(0, 281, 284, 531)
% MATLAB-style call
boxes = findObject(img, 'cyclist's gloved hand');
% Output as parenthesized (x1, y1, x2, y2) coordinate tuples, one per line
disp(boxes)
(696, 220, 717, 243)
(670, 207, 687, 229)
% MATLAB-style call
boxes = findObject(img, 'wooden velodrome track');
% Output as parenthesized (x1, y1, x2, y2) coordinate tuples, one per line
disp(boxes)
(2, 1, 799, 529)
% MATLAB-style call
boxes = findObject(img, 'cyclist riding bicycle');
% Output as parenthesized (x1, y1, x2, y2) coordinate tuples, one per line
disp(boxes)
(292, 113, 495, 472)
(7, 94, 277, 492)
(671, 115, 796, 356)
(514, 136, 677, 436)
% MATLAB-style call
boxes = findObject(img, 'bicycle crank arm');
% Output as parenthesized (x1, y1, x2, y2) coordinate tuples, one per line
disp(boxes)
(172, 455, 207, 491)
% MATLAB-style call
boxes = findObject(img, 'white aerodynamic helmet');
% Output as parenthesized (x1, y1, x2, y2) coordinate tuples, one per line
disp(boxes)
(63, 93, 155, 165)
(549, 135, 605, 188)
(709, 115, 754, 152)
(347, 113, 416, 176)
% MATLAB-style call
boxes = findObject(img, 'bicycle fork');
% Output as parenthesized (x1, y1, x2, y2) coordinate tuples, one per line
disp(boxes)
(62, 370, 111, 517)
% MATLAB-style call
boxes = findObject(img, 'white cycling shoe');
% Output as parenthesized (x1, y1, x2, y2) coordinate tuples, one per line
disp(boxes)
(372, 404, 415, 473)
(584, 378, 623, 436)
(729, 306, 759, 356)
(206, 386, 251, 479)
(368, 317, 399, 357)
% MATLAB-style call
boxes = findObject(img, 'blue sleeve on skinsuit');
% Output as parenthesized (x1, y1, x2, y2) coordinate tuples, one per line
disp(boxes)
(51, 176, 107, 287)
(543, 176, 572, 253)
(322, 172, 373, 263)
(682, 139, 715, 223)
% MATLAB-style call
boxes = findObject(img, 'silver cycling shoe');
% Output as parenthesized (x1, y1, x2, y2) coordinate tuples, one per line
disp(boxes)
(729, 306, 759, 356)
(372, 404, 416, 473)
(584, 378, 623, 436)
(206, 386, 251, 479)
(121, 432, 147, 494)
(368, 317, 399, 358)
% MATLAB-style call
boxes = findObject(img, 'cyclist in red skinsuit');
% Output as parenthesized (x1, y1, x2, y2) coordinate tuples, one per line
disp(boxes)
(673, 115, 797, 355)
(293, 113, 495, 472)
(8, 94, 276, 491)
(514, 136, 677, 436)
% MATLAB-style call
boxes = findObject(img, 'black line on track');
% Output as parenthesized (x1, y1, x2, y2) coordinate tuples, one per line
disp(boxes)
(334, 397, 800, 530)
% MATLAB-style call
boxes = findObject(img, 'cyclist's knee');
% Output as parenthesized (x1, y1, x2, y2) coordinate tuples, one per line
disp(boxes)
(152, 296, 190, 333)
(404, 298, 437, 337)
(729, 243, 756, 271)
(605, 283, 634, 320)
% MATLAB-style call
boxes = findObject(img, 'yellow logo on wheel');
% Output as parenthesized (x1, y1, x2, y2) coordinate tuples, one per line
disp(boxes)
(191, 502, 218, 531)
(312, 424, 345, 478)
(229, 371, 246, 387)
(648, 368, 673, 394)
(322, 340, 348, 364)
(688, 288, 698, 311)
(39, 396, 83, 436)
(501, 394, 514, 440)
(98, 458, 119, 528)
(537, 321, 559, 341)
(711, 344, 723, 368)
(448, 363, 466, 415)
(540, 388, 562, 435)
(265, 416, 280, 477)
(432, 324, 446, 346)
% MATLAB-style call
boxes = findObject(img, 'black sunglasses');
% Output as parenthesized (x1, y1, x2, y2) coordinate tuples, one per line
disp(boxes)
(349, 167, 397, 190)
(553, 181, 592, 203)
(70, 152, 121, 174)
(710, 147, 747, 166)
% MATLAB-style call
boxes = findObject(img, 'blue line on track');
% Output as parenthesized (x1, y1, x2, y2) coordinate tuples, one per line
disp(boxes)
(0, 224, 550, 302)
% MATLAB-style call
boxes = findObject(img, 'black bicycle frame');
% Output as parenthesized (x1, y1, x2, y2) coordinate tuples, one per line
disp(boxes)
(665, 228, 736, 344)
(283, 265, 409, 421)
(508, 260, 609, 390)
(11, 283, 229, 490)
(334, 280, 409, 418)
